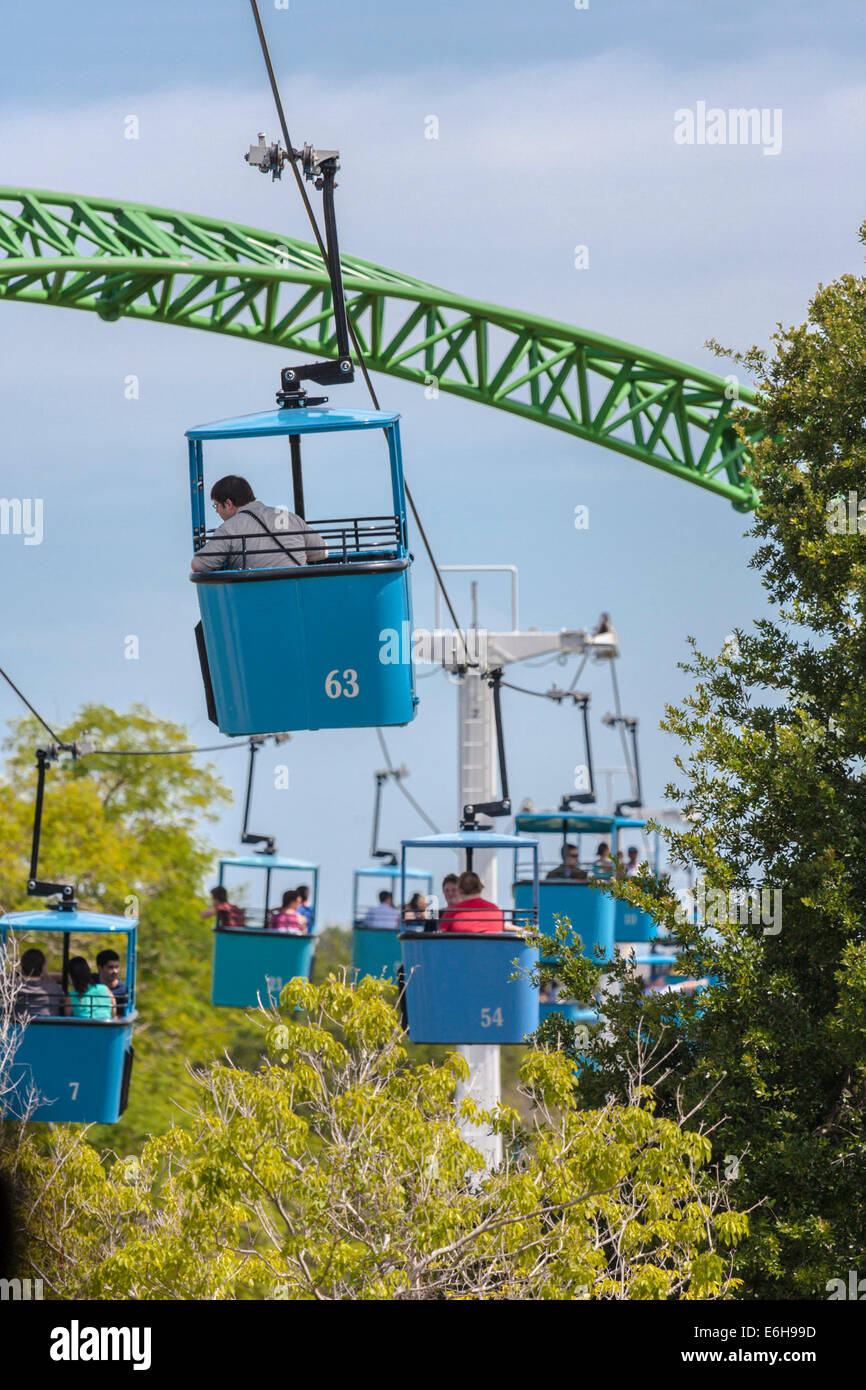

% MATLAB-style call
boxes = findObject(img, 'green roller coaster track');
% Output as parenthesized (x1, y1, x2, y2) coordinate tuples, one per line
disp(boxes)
(0, 188, 760, 509)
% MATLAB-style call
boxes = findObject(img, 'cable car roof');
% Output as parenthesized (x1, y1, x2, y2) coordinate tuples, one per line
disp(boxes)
(515, 812, 648, 833)
(186, 406, 400, 440)
(219, 854, 318, 872)
(0, 909, 137, 933)
(354, 865, 432, 879)
(401, 831, 538, 851)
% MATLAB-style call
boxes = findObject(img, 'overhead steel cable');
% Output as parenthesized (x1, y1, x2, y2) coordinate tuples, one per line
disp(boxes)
(608, 659, 638, 801)
(0, 663, 72, 749)
(81, 742, 250, 758)
(499, 671, 587, 702)
(0, 665, 251, 757)
(375, 728, 439, 834)
(568, 652, 590, 693)
(499, 678, 557, 700)
(248, 0, 476, 669)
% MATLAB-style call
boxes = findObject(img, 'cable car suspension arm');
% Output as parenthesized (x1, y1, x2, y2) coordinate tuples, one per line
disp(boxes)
(369, 766, 410, 866)
(27, 746, 76, 907)
(239, 734, 289, 855)
(558, 692, 597, 809)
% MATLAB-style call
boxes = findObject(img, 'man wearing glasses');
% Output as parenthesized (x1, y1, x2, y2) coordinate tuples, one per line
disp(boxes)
(190, 475, 327, 572)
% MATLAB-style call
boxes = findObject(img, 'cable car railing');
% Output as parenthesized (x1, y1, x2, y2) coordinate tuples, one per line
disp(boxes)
(9, 993, 129, 1021)
(403, 905, 537, 932)
(194, 513, 404, 569)
(213, 909, 314, 933)
(514, 854, 618, 882)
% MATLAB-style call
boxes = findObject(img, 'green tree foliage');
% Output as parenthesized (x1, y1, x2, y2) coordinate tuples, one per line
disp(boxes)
(0, 704, 242, 1146)
(539, 229, 866, 1297)
(7, 975, 746, 1300)
(312, 927, 530, 1110)
(311, 925, 352, 981)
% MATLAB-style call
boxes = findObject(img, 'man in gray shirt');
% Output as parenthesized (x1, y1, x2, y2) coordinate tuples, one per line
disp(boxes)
(190, 475, 328, 573)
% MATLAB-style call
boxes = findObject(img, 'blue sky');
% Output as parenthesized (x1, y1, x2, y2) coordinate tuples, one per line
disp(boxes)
(3, 1, 865, 103)
(0, 0, 864, 923)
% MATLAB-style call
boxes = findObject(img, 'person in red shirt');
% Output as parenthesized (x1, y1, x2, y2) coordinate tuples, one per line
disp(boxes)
(269, 889, 308, 934)
(201, 885, 246, 928)
(438, 870, 505, 933)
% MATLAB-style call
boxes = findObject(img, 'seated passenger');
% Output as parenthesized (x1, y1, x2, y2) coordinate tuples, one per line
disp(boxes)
(539, 978, 564, 1005)
(14, 948, 65, 1020)
(545, 844, 588, 881)
(442, 874, 460, 908)
(190, 476, 328, 573)
(624, 846, 642, 878)
(363, 891, 400, 929)
(435, 874, 460, 926)
(593, 842, 615, 876)
(269, 890, 308, 934)
(403, 892, 428, 924)
(92, 949, 128, 1015)
(67, 956, 115, 1020)
(295, 884, 313, 930)
(439, 871, 505, 934)
(201, 885, 246, 928)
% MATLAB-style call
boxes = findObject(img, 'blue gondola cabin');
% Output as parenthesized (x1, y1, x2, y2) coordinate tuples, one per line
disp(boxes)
(188, 407, 418, 736)
(210, 854, 319, 1008)
(351, 864, 433, 984)
(0, 908, 137, 1125)
(398, 832, 540, 1045)
(513, 811, 658, 961)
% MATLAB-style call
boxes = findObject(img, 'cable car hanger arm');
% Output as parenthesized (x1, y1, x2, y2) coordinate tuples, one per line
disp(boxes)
(369, 767, 405, 866)
(615, 716, 645, 814)
(28, 746, 76, 907)
(559, 692, 597, 810)
(602, 661, 645, 812)
(239, 735, 284, 855)
(245, 135, 354, 408)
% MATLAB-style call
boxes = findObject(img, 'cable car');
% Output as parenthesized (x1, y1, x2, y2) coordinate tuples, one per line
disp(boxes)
(538, 996, 599, 1028)
(614, 897, 658, 944)
(208, 736, 319, 1007)
(612, 818, 658, 945)
(0, 744, 136, 1124)
(1, 908, 136, 1125)
(513, 811, 652, 963)
(351, 864, 433, 984)
(211, 853, 319, 1007)
(189, 136, 417, 738)
(399, 832, 540, 1045)
(189, 407, 418, 736)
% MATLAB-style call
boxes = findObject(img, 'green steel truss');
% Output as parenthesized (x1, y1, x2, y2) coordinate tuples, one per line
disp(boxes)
(0, 188, 759, 508)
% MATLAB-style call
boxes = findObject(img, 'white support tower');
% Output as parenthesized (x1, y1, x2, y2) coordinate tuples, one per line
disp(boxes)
(433, 566, 618, 1169)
